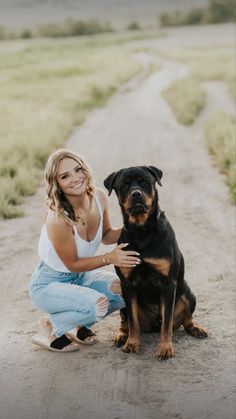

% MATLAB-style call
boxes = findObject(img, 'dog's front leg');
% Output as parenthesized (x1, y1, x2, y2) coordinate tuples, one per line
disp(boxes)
(157, 281, 176, 361)
(114, 307, 128, 347)
(123, 291, 141, 354)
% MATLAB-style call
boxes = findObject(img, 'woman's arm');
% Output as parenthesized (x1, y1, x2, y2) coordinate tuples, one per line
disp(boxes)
(96, 188, 122, 244)
(46, 212, 140, 273)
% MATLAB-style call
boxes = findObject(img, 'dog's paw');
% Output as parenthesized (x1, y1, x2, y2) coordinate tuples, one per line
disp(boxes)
(185, 323, 208, 339)
(123, 338, 141, 354)
(156, 342, 175, 361)
(114, 331, 128, 348)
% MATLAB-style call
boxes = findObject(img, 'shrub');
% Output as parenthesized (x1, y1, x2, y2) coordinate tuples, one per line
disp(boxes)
(159, 0, 236, 26)
(207, 0, 236, 23)
(37, 19, 113, 38)
(127, 21, 142, 31)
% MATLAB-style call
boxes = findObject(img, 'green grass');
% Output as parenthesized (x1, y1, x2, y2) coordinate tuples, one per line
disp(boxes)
(176, 47, 236, 100)
(158, 46, 236, 101)
(155, 44, 235, 127)
(205, 111, 236, 203)
(0, 35, 142, 218)
(163, 76, 205, 125)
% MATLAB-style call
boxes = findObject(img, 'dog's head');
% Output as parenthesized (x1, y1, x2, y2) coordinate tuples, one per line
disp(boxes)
(104, 166, 162, 226)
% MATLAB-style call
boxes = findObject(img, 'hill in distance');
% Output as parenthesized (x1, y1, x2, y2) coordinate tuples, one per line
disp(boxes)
(0, 0, 208, 29)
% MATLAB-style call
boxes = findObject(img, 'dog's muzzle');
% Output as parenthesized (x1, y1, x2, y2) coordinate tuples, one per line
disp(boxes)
(128, 190, 148, 215)
(130, 203, 148, 215)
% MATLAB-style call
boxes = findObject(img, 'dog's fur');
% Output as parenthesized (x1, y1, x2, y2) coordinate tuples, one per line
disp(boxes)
(104, 166, 207, 360)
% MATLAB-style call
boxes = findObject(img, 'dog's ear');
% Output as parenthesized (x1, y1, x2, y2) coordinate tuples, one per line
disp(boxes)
(146, 166, 163, 187)
(104, 171, 118, 196)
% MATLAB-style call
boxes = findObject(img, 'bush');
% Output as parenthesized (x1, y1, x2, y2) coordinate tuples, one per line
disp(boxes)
(207, 0, 236, 23)
(37, 19, 113, 38)
(127, 21, 142, 31)
(159, 0, 236, 26)
(20, 29, 33, 39)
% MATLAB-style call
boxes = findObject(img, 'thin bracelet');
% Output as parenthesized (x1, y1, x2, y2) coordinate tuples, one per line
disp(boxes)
(102, 253, 109, 265)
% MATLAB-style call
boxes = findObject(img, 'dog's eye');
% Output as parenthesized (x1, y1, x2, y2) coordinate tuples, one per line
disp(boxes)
(137, 177, 146, 186)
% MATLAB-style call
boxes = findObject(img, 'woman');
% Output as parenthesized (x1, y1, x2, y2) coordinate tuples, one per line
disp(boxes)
(29, 149, 140, 352)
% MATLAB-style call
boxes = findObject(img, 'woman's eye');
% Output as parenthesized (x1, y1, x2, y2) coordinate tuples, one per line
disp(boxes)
(75, 167, 82, 173)
(61, 174, 69, 180)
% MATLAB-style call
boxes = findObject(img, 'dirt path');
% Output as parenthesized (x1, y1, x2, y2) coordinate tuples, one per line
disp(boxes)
(0, 48, 235, 419)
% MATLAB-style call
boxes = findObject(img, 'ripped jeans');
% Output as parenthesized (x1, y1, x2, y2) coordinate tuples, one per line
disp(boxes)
(29, 261, 125, 337)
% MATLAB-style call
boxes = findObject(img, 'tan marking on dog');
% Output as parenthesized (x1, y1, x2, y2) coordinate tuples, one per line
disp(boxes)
(173, 295, 191, 330)
(157, 298, 175, 360)
(143, 258, 170, 276)
(123, 295, 141, 353)
(122, 198, 130, 211)
(130, 296, 139, 334)
(129, 213, 149, 225)
(119, 267, 133, 279)
(183, 316, 208, 338)
(122, 193, 155, 226)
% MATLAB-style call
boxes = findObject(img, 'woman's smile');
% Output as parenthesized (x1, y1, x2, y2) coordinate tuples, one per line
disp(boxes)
(56, 157, 88, 195)
(71, 180, 84, 189)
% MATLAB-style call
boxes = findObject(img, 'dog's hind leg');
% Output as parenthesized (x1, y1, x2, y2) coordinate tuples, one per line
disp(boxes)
(174, 286, 208, 339)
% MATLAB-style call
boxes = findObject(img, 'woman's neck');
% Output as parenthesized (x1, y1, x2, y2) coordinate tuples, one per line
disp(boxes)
(66, 192, 91, 212)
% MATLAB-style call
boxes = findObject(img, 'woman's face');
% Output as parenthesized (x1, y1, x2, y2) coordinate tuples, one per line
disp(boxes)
(56, 157, 88, 196)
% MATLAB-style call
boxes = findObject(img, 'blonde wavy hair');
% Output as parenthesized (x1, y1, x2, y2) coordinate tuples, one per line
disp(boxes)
(45, 149, 95, 224)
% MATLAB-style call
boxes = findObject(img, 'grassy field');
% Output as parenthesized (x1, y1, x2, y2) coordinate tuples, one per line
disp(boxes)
(205, 111, 236, 203)
(161, 45, 235, 125)
(163, 76, 205, 125)
(0, 34, 144, 218)
(159, 44, 235, 203)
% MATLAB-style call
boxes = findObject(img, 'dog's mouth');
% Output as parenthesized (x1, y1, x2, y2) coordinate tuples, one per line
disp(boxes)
(129, 202, 149, 215)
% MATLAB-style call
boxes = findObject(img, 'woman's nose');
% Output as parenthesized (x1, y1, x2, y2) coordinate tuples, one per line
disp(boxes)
(72, 171, 82, 181)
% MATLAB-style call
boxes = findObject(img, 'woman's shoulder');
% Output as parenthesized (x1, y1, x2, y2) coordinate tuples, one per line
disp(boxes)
(46, 209, 71, 230)
(45, 209, 73, 242)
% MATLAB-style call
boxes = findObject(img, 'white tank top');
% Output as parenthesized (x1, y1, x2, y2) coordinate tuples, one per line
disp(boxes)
(38, 194, 103, 272)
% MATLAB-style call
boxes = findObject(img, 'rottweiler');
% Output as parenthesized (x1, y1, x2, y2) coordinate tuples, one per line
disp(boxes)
(104, 165, 208, 360)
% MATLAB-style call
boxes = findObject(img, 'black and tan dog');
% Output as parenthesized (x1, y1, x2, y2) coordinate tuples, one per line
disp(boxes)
(104, 166, 207, 360)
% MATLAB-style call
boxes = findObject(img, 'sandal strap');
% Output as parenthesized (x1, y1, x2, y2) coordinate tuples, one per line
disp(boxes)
(77, 327, 95, 341)
(50, 334, 73, 350)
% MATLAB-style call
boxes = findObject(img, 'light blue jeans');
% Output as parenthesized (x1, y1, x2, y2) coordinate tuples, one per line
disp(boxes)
(29, 261, 125, 337)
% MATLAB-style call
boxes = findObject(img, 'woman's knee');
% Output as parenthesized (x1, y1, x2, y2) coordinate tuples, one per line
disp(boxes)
(95, 296, 109, 321)
(109, 278, 122, 295)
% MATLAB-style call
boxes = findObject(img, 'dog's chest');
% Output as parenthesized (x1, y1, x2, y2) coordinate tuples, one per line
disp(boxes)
(118, 259, 168, 301)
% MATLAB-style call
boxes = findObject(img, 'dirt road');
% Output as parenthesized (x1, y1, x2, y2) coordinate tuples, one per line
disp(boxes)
(0, 27, 235, 419)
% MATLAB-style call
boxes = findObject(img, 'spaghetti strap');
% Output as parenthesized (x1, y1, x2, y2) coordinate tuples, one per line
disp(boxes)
(94, 193, 103, 218)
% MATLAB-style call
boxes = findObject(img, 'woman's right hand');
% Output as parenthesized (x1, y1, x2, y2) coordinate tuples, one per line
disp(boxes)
(106, 243, 141, 267)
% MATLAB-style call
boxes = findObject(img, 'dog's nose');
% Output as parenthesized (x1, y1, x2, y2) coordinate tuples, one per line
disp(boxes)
(131, 189, 142, 198)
